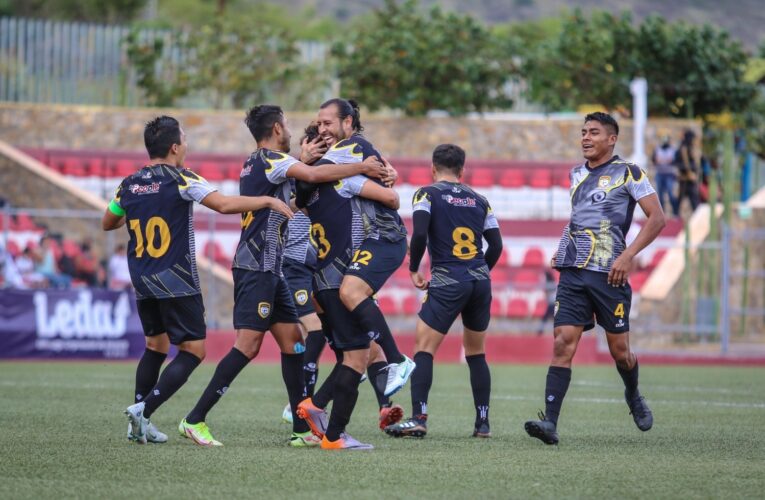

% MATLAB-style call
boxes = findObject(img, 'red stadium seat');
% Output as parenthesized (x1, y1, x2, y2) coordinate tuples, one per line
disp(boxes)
(494, 249, 510, 268)
(62, 157, 87, 177)
(490, 298, 503, 316)
(555, 172, 571, 188)
(13, 212, 38, 231)
(402, 294, 421, 315)
(507, 298, 529, 318)
(490, 268, 510, 284)
(514, 269, 542, 286)
(649, 249, 667, 269)
(498, 169, 525, 188)
(5, 239, 20, 257)
(198, 162, 225, 182)
(112, 159, 137, 178)
(85, 158, 107, 177)
(532, 298, 548, 318)
(630, 271, 650, 292)
(529, 169, 552, 188)
(407, 167, 433, 186)
(467, 168, 494, 187)
(377, 295, 397, 315)
(203, 241, 230, 267)
(225, 162, 243, 180)
(522, 247, 546, 268)
(61, 239, 81, 258)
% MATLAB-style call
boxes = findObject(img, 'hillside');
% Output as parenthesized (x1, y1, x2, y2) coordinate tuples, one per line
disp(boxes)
(279, 0, 764, 50)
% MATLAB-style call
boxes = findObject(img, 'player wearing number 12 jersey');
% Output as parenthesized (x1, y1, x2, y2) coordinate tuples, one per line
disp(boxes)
(102, 115, 291, 445)
(384, 144, 503, 439)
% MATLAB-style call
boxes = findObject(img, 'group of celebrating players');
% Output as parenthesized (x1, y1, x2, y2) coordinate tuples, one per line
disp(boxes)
(103, 97, 662, 450)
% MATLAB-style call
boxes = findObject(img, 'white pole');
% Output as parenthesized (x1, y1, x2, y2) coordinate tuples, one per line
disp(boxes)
(629, 77, 648, 167)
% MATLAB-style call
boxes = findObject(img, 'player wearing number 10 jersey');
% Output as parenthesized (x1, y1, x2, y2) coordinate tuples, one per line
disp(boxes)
(102, 115, 291, 445)
(384, 144, 503, 439)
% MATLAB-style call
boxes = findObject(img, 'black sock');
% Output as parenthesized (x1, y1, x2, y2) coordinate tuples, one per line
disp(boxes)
(313, 362, 341, 409)
(303, 330, 325, 397)
(544, 366, 571, 426)
(325, 364, 362, 442)
(617, 358, 640, 399)
(466, 354, 491, 427)
(367, 361, 391, 408)
(185, 348, 250, 424)
(142, 350, 201, 419)
(411, 352, 433, 417)
(134, 348, 167, 403)
(282, 352, 310, 434)
(350, 298, 404, 363)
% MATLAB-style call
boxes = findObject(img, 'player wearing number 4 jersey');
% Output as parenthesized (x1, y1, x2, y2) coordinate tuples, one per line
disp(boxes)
(179, 105, 390, 447)
(524, 112, 665, 446)
(384, 144, 503, 439)
(102, 115, 292, 444)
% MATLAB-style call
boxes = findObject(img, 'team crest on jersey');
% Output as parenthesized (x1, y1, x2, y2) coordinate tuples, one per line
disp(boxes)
(258, 302, 271, 319)
(294, 290, 308, 306)
(554, 301, 559, 317)
(598, 176, 611, 188)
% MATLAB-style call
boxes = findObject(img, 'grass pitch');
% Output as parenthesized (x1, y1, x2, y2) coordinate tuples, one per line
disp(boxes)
(1, 361, 763, 499)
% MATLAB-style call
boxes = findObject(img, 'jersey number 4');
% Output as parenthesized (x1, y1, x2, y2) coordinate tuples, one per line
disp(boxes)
(452, 227, 478, 260)
(129, 217, 171, 258)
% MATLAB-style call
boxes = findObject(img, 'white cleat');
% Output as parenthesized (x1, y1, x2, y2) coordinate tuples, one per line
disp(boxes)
(129, 421, 167, 443)
(383, 355, 417, 397)
(125, 402, 148, 444)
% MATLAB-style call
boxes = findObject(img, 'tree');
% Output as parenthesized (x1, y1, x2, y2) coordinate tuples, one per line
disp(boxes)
(8, 0, 148, 24)
(332, 0, 515, 116)
(125, 29, 191, 107)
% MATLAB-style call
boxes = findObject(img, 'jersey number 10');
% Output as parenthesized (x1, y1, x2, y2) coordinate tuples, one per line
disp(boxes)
(129, 217, 171, 258)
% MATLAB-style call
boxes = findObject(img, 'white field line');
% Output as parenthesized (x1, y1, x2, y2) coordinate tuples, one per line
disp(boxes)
(492, 394, 765, 409)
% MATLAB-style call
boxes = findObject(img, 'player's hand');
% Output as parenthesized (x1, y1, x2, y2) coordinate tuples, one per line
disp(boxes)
(410, 271, 429, 290)
(381, 157, 399, 186)
(300, 137, 327, 165)
(360, 155, 385, 179)
(608, 253, 633, 287)
(268, 198, 294, 219)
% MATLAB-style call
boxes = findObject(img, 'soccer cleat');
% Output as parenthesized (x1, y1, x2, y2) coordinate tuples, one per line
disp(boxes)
(472, 421, 492, 438)
(378, 404, 404, 430)
(296, 398, 329, 438)
(282, 403, 293, 424)
(382, 355, 417, 397)
(129, 421, 168, 443)
(384, 417, 427, 438)
(289, 430, 322, 447)
(178, 418, 223, 446)
(524, 411, 559, 445)
(125, 402, 147, 444)
(320, 433, 374, 450)
(626, 391, 653, 431)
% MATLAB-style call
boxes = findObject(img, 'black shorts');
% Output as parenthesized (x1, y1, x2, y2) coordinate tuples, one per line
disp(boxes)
(419, 280, 492, 334)
(554, 268, 631, 333)
(314, 289, 370, 351)
(283, 258, 315, 318)
(233, 269, 299, 331)
(345, 237, 407, 293)
(137, 294, 206, 345)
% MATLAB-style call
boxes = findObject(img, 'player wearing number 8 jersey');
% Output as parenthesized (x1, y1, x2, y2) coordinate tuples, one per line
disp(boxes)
(102, 115, 293, 445)
(524, 112, 666, 446)
(384, 144, 503, 439)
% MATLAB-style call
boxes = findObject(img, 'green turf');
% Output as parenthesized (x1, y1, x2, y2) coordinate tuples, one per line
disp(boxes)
(0, 362, 763, 499)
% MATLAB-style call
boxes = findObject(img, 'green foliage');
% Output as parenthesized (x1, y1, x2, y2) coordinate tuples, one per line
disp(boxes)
(518, 9, 756, 118)
(332, 0, 515, 116)
(124, 29, 191, 107)
(8, 0, 148, 23)
(741, 92, 765, 159)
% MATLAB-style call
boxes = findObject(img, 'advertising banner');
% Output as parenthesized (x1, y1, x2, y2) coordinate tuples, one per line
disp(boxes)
(0, 289, 145, 359)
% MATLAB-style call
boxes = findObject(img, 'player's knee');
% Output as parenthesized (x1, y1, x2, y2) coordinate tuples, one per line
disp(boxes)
(610, 347, 631, 367)
(338, 284, 361, 309)
(552, 331, 575, 360)
(234, 337, 262, 359)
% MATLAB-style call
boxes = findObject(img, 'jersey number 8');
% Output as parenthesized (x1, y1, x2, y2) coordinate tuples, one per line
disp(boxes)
(452, 226, 478, 260)
(129, 217, 171, 258)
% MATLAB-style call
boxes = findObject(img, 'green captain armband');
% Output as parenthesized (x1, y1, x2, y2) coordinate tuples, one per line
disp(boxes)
(108, 199, 125, 217)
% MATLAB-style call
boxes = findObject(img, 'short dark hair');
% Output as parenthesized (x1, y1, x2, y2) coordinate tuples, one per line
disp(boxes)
(301, 121, 320, 143)
(584, 112, 619, 136)
(244, 104, 284, 141)
(320, 98, 363, 132)
(144, 116, 181, 159)
(432, 144, 465, 176)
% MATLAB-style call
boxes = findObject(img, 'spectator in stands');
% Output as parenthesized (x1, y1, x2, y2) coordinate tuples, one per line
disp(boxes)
(35, 235, 71, 289)
(108, 244, 132, 290)
(651, 135, 679, 217)
(1, 242, 23, 288)
(676, 129, 700, 213)
(74, 239, 100, 286)
(14, 247, 46, 288)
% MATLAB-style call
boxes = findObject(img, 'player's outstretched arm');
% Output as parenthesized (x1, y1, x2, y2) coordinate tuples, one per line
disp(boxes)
(287, 155, 386, 184)
(102, 207, 125, 231)
(359, 180, 399, 210)
(201, 191, 293, 218)
(608, 193, 666, 286)
(483, 228, 503, 270)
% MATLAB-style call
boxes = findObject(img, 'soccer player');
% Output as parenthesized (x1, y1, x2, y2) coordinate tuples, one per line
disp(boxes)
(314, 98, 416, 397)
(179, 105, 387, 447)
(294, 105, 403, 450)
(384, 144, 503, 439)
(524, 112, 665, 445)
(102, 115, 293, 444)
